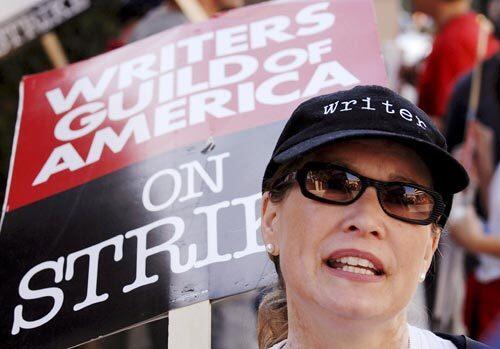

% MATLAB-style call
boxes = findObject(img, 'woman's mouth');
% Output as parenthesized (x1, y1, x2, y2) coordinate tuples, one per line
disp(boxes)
(323, 249, 386, 282)
(326, 256, 384, 276)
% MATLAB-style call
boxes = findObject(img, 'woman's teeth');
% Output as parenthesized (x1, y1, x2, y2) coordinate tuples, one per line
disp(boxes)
(337, 256, 376, 269)
(327, 256, 383, 275)
(340, 265, 375, 275)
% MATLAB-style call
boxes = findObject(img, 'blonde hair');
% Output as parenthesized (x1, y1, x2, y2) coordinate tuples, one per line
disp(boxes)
(257, 255, 288, 349)
(258, 159, 303, 349)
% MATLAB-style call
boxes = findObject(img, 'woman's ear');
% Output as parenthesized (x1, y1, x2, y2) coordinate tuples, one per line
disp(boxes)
(261, 192, 279, 246)
(423, 225, 441, 272)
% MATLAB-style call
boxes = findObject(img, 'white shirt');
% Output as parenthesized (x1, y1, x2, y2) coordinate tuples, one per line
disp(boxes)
(476, 164, 500, 282)
(408, 324, 456, 348)
(268, 324, 456, 348)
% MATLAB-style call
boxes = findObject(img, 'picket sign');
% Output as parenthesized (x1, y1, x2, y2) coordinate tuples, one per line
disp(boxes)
(0, 1, 387, 348)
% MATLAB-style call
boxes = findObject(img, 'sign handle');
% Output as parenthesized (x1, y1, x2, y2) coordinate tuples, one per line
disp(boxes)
(40, 32, 68, 68)
(168, 300, 212, 348)
(174, 0, 212, 22)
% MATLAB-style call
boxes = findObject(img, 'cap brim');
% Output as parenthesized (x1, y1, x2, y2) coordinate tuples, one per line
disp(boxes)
(273, 129, 469, 194)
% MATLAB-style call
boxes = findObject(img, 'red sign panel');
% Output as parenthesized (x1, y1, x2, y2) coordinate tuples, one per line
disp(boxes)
(6, 0, 386, 212)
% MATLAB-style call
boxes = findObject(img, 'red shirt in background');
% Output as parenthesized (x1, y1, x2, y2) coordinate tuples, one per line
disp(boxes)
(418, 12, 499, 118)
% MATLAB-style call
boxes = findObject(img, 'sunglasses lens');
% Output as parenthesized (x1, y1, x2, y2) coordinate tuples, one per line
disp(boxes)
(297, 163, 439, 224)
(379, 184, 435, 221)
(304, 168, 362, 202)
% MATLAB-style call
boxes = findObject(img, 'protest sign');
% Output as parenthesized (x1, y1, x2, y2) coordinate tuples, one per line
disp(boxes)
(0, 1, 387, 348)
(0, 0, 90, 58)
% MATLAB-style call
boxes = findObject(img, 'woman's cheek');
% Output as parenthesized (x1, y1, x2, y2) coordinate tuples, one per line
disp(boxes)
(279, 218, 318, 291)
(392, 237, 426, 292)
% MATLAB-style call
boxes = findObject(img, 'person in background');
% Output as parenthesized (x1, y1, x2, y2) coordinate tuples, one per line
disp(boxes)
(445, 0, 500, 186)
(411, 0, 498, 130)
(127, 0, 186, 43)
(444, 0, 500, 340)
(107, 0, 166, 50)
(448, 135, 500, 342)
(108, 0, 245, 50)
(406, 0, 499, 328)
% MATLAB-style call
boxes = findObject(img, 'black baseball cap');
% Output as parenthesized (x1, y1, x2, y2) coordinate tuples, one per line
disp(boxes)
(262, 85, 469, 226)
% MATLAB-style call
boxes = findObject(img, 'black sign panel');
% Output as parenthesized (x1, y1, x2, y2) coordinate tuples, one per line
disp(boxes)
(0, 122, 284, 349)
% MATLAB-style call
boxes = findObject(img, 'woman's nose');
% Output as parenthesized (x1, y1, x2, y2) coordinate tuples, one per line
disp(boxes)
(341, 187, 387, 239)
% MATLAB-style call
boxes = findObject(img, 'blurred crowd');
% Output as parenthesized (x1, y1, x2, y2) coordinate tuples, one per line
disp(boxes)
(397, 0, 500, 345)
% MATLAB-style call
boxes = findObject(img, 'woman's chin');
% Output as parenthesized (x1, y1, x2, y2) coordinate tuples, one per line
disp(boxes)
(313, 265, 392, 320)
(316, 290, 387, 321)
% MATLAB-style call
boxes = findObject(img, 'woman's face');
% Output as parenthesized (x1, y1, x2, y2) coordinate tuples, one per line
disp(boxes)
(262, 139, 439, 322)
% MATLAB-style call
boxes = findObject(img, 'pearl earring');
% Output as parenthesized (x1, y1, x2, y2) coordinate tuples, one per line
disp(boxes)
(265, 243, 275, 254)
(419, 272, 426, 283)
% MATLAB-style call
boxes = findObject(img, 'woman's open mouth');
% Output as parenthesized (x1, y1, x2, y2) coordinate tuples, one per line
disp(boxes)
(326, 256, 384, 276)
(323, 249, 386, 282)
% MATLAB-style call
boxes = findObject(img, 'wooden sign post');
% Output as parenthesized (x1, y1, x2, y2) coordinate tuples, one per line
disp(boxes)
(40, 32, 68, 68)
(168, 300, 212, 349)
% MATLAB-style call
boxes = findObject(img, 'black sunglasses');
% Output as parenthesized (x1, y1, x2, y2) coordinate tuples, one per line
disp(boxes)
(273, 162, 445, 225)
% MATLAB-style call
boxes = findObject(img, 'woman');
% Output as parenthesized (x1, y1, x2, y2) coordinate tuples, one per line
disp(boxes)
(258, 86, 489, 348)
